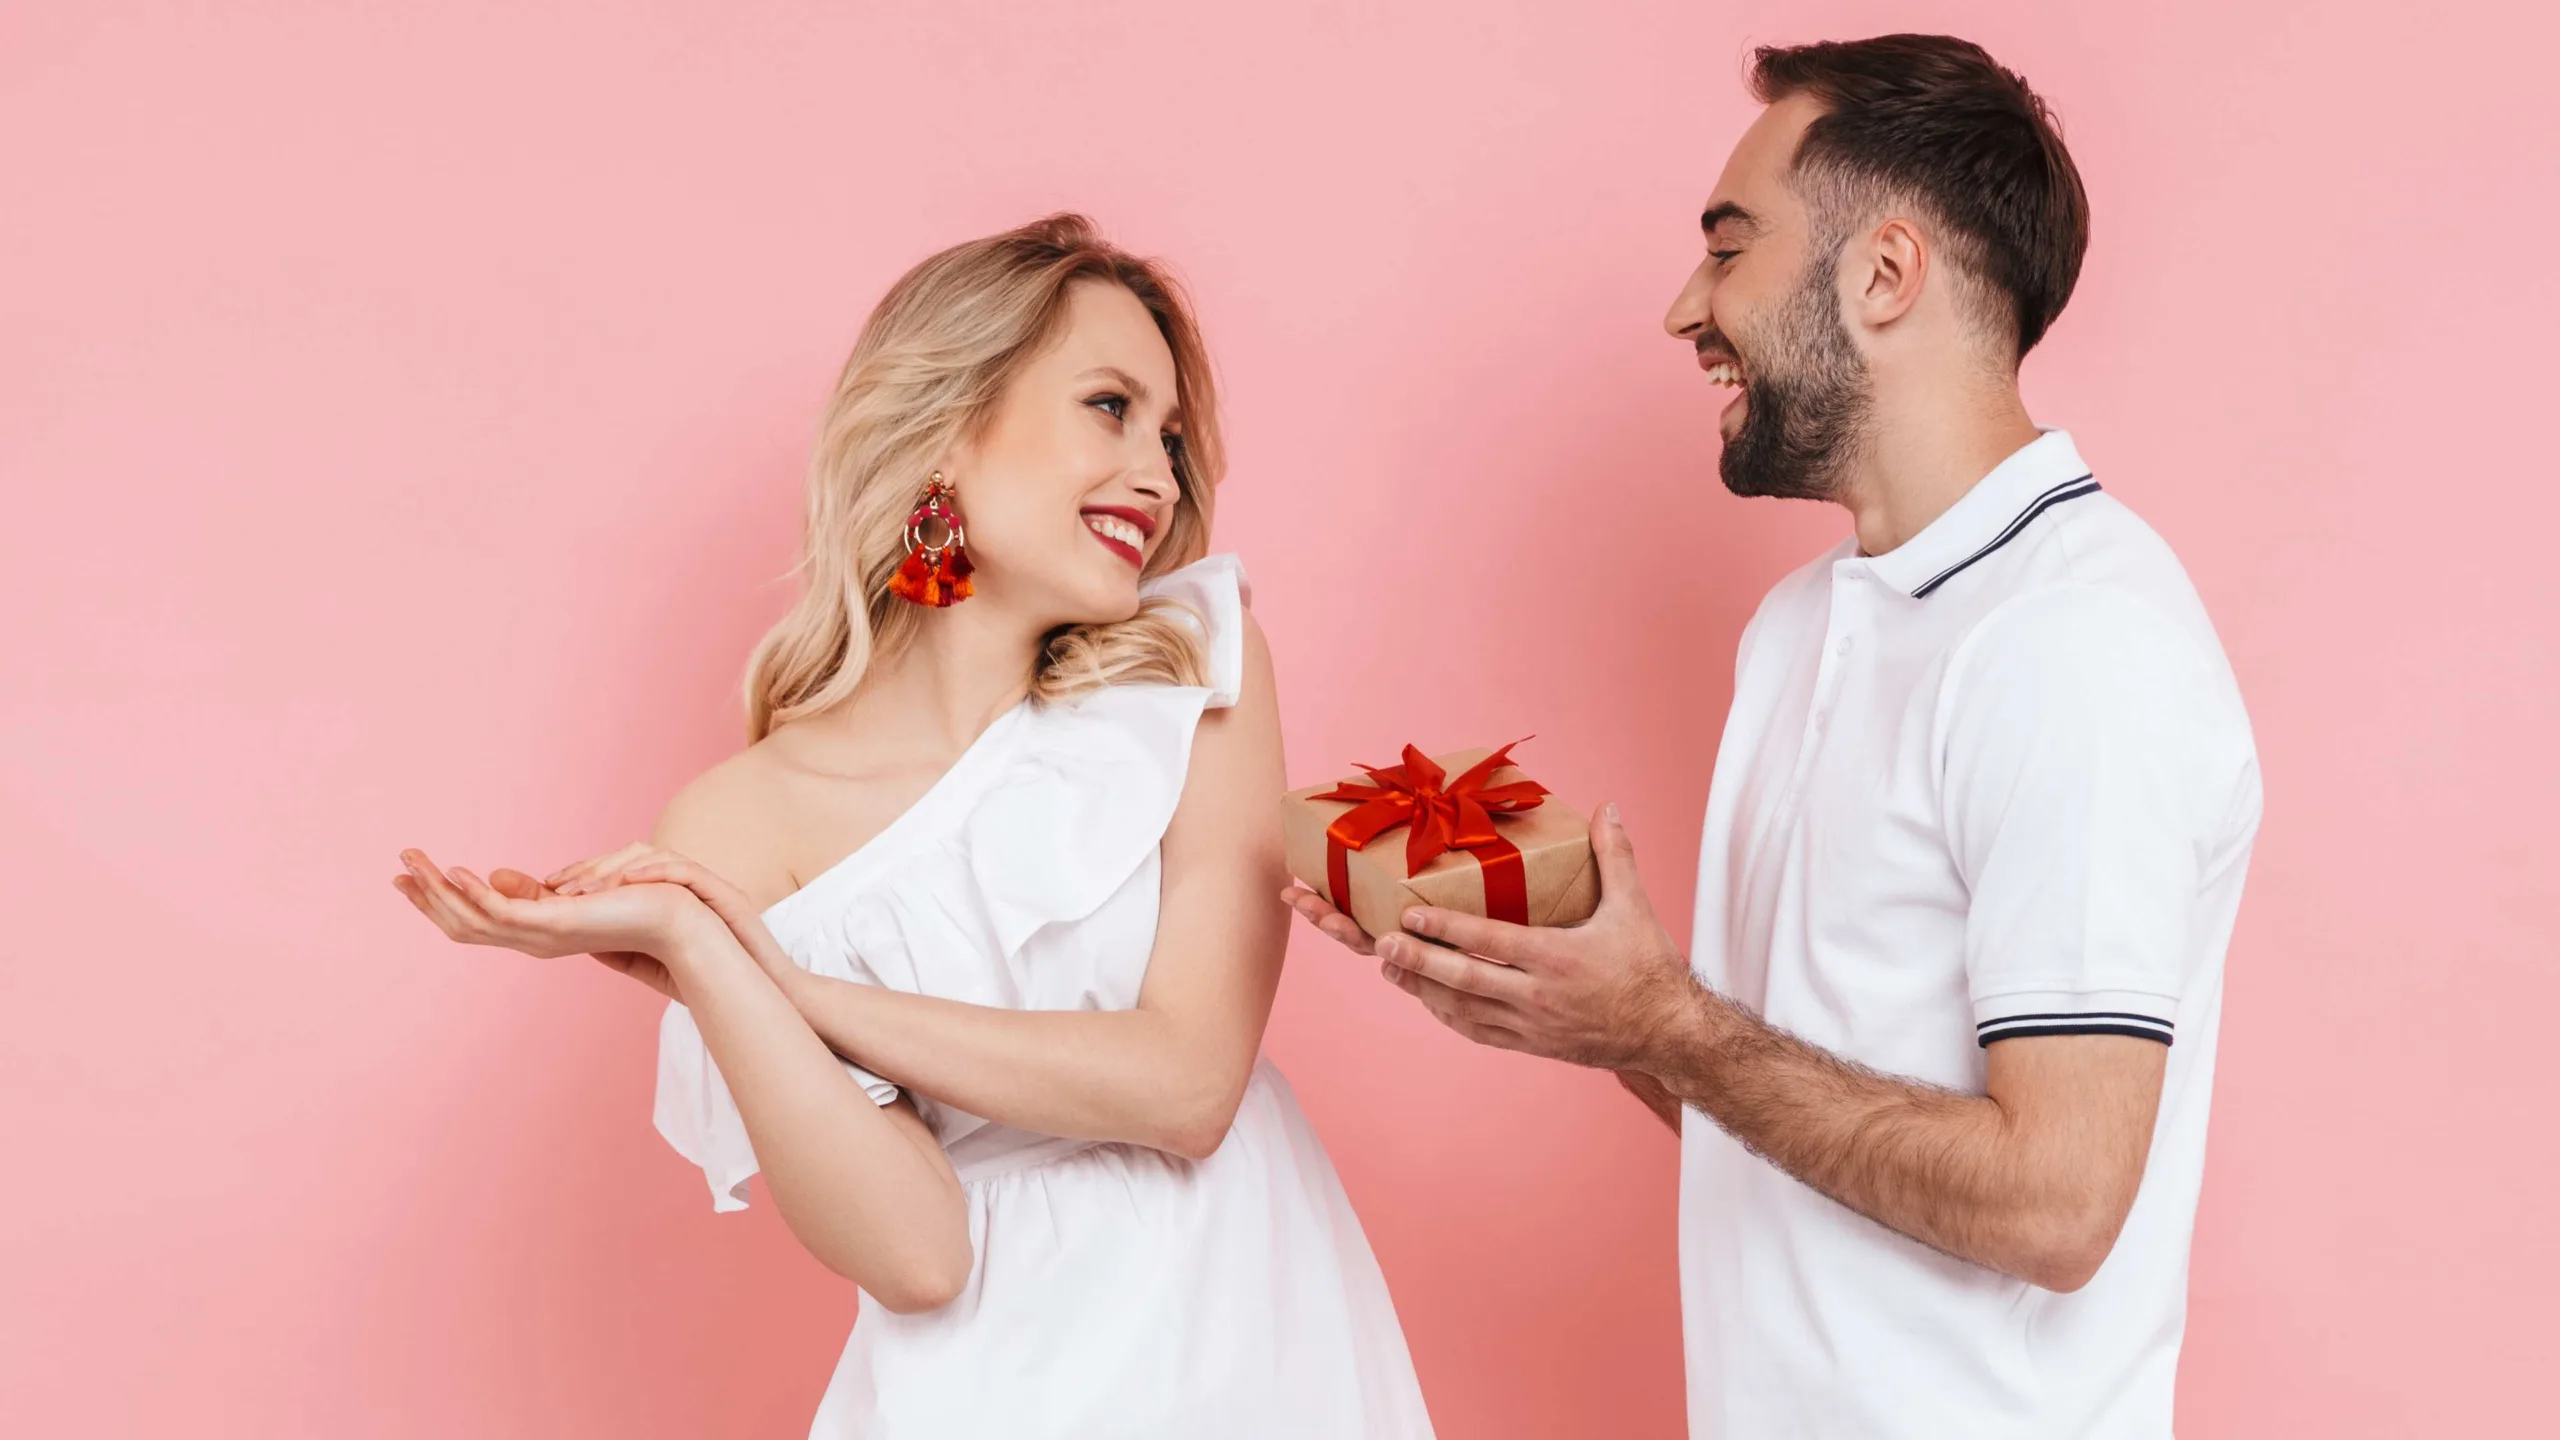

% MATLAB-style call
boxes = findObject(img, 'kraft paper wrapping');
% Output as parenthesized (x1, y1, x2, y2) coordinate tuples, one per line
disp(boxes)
(1282, 746, 1600, 942)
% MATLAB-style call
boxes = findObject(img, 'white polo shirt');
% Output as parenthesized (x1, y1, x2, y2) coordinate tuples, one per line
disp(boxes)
(1680, 431, 2261, 1438)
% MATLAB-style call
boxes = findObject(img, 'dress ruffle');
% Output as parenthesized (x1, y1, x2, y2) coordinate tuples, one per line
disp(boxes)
(652, 554, 1252, 1213)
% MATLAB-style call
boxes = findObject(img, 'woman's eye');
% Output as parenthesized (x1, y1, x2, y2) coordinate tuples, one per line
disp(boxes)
(1162, 431, 1185, 461)
(1086, 393, 1129, 421)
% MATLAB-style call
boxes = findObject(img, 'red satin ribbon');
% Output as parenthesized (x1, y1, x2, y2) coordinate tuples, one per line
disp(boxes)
(1312, 740, 1550, 925)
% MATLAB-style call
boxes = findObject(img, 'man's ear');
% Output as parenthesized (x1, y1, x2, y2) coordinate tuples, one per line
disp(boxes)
(1853, 216, 1930, 329)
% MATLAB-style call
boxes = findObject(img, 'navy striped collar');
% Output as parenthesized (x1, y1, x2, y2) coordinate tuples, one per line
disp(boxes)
(1862, 430, 2100, 600)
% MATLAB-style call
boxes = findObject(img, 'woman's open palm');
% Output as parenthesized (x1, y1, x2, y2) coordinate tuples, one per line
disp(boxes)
(393, 848, 695, 1001)
(545, 843, 801, 984)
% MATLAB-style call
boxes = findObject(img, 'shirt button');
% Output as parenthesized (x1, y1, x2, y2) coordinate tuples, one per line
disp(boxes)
(1834, 636, 1856, 657)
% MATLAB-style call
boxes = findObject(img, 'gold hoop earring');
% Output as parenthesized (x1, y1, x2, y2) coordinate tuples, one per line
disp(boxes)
(888, 471, 973, 607)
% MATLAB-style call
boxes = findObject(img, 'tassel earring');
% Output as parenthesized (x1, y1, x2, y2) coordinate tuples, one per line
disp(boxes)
(888, 471, 973, 607)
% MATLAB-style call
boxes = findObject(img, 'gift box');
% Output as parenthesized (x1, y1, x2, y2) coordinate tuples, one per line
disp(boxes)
(1283, 740, 1599, 942)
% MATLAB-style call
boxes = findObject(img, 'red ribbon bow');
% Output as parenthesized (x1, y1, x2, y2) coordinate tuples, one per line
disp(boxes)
(1312, 740, 1550, 925)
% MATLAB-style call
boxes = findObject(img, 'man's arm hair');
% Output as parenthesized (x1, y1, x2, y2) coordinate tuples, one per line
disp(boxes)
(1615, 1068, 1683, 1135)
(1656, 996, 2165, 1292)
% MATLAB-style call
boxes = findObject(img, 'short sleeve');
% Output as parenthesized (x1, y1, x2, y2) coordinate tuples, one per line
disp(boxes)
(1138, 552, 1250, 708)
(967, 553, 1251, 956)
(1938, 586, 2251, 1049)
(653, 990, 900, 1215)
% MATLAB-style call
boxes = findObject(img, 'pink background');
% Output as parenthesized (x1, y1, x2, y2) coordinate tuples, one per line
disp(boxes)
(5, 1, 2553, 1435)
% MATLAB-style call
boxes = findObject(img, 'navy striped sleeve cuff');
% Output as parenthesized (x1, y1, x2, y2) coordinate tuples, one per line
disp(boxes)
(1975, 1011, 2174, 1047)
(1971, 988, 2179, 1048)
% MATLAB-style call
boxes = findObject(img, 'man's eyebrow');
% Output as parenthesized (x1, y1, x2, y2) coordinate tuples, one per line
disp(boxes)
(1700, 202, 1762, 238)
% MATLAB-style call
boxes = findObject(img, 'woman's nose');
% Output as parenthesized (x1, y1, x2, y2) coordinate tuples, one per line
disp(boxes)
(1129, 457, 1178, 505)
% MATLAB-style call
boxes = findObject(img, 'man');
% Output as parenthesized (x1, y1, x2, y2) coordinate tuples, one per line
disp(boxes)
(1285, 34, 2261, 1438)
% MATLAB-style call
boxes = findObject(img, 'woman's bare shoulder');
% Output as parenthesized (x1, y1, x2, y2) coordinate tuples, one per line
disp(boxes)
(1236, 609, 1275, 701)
(1175, 607, 1283, 815)
(1204, 607, 1279, 731)
(653, 741, 801, 904)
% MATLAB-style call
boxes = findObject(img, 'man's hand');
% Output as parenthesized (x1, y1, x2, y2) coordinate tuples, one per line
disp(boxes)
(1283, 808, 2165, 1288)
(1282, 803, 1705, 1073)
(1279, 884, 1380, 956)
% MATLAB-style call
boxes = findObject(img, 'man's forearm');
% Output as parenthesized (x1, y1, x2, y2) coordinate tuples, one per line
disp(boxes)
(1615, 1068, 1683, 1134)
(1649, 991, 2117, 1290)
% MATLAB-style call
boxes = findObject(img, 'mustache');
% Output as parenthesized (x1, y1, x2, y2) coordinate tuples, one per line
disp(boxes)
(1694, 329, 1743, 362)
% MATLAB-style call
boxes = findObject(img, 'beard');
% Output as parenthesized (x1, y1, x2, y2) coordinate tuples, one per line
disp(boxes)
(1714, 257, 1872, 502)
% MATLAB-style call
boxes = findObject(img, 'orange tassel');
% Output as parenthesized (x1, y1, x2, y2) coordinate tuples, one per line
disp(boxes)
(889, 473, 973, 607)
(889, 544, 972, 607)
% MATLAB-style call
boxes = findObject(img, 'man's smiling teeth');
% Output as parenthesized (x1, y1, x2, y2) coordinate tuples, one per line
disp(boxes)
(1085, 514, 1145, 548)
(1705, 361, 1745, 388)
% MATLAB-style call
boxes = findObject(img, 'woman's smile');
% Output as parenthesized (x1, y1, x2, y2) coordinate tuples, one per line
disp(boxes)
(1080, 504, 1155, 567)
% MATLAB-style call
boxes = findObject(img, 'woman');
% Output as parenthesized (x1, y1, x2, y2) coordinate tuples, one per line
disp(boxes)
(392, 215, 1435, 1437)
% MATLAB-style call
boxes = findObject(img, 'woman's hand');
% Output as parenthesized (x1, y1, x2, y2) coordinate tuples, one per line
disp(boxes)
(393, 848, 719, 1001)
(546, 844, 803, 989)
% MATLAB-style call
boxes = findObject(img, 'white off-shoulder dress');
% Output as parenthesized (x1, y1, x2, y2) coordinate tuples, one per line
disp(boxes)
(651, 555, 1436, 1438)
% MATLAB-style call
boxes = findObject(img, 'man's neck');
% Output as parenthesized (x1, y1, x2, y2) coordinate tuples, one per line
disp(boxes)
(1837, 379, 2043, 558)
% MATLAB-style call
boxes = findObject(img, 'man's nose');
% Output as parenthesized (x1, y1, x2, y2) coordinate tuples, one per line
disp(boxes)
(1664, 266, 1712, 340)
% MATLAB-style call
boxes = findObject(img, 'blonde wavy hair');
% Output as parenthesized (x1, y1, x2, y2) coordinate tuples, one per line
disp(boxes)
(745, 214, 1225, 742)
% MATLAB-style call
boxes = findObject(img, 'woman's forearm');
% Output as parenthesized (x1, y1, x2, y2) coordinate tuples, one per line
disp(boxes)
(777, 970, 1244, 1160)
(669, 923, 972, 1309)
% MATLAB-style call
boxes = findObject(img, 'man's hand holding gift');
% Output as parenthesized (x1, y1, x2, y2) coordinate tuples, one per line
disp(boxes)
(1285, 800, 1701, 1066)
(1277, 742, 1700, 1131)
(1283, 738, 2173, 1294)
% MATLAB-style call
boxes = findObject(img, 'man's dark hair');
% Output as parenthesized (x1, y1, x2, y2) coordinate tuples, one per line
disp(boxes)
(1749, 34, 2089, 359)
